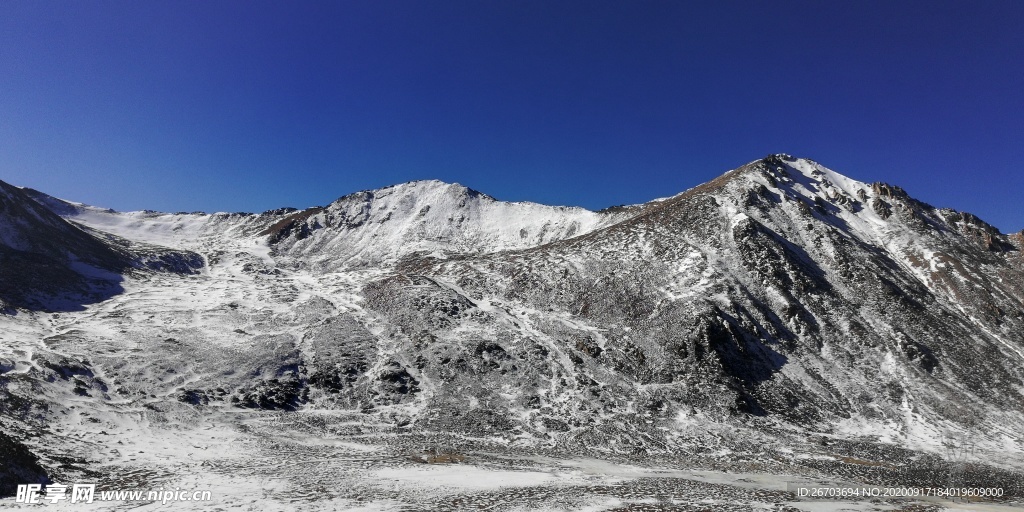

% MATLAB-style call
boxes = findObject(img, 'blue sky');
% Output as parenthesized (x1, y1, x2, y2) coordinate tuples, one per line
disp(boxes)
(1, 1, 1022, 231)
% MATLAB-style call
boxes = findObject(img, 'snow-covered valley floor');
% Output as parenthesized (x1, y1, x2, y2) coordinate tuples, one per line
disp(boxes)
(3, 266, 1023, 511)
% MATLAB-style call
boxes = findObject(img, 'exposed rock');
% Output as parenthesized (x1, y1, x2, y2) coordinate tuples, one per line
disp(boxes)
(871, 197, 893, 219)
(0, 432, 49, 497)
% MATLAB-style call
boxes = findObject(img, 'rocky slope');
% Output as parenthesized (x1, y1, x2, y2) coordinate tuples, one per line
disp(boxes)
(389, 156, 1024, 449)
(2, 155, 1023, 508)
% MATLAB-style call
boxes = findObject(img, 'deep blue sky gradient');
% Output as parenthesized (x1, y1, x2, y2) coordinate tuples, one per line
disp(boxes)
(1, 1, 1022, 230)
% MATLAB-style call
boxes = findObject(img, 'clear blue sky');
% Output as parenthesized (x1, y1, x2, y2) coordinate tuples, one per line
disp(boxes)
(1, 1, 1022, 231)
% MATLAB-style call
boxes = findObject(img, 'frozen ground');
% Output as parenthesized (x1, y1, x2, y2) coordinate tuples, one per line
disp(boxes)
(2, 267, 1021, 511)
(5, 401, 1024, 510)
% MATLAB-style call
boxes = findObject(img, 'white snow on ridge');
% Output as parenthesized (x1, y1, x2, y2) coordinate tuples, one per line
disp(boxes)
(747, 157, 934, 264)
(273, 180, 630, 269)
(30, 179, 632, 271)
(64, 206, 277, 253)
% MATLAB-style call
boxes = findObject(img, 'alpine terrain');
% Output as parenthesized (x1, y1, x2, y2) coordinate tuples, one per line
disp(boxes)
(2, 155, 1024, 511)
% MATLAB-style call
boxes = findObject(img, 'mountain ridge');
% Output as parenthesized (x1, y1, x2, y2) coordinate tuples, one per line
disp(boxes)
(14, 154, 1020, 239)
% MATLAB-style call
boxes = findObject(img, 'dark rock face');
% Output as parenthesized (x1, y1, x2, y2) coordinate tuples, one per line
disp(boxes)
(136, 250, 206, 273)
(260, 207, 326, 244)
(0, 432, 49, 497)
(376, 361, 420, 401)
(871, 197, 892, 219)
(233, 375, 306, 411)
(177, 389, 211, 406)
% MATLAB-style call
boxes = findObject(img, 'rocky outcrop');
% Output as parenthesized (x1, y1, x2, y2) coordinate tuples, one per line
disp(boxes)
(0, 432, 49, 497)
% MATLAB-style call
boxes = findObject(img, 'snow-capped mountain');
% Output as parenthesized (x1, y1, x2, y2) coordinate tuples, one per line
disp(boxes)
(265, 179, 630, 270)
(2, 155, 1024, 509)
(408, 156, 1024, 439)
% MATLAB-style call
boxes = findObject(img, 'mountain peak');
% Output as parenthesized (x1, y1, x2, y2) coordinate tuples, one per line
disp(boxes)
(330, 179, 493, 208)
(268, 178, 628, 269)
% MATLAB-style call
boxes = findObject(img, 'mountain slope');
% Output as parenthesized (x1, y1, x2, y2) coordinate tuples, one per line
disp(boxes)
(365, 155, 1024, 455)
(22, 158, 1024, 444)
(0, 180, 204, 312)
(3, 157, 1024, 509)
